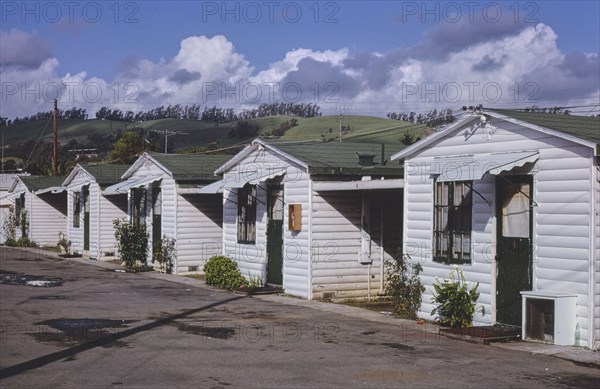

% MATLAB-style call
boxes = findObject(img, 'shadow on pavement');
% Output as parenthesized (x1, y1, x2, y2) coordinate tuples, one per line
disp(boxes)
(0, 295, 246, 379)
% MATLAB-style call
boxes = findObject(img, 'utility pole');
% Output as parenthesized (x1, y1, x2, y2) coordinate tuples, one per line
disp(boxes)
(339, 113, 342, 143)
(53, 99, 58, 176)
(162, 129, 188, 153)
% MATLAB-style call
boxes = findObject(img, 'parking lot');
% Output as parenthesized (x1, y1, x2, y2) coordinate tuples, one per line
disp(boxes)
(1, 247, 598, 388)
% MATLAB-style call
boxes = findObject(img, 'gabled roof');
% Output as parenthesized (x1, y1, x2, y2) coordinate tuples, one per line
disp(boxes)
(491, 110, 599, 145)
(215, 139, 406, 177)
(82, 164, 130, 186)
(14, 176, 66, 192)
(63, 164, 129, 188)
(124, 152, 232, 182)
(391, 110, 599, 161)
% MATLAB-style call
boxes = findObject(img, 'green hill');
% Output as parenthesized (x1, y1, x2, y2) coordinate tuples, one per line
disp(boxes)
(2, 115, 429, 153)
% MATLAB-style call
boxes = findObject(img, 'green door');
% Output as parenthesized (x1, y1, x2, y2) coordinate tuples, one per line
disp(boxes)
(496, 176, 533, 326)
(266, 184, 284, 285)
(83, 186, 90, 251)
(152, 187, 162, 258)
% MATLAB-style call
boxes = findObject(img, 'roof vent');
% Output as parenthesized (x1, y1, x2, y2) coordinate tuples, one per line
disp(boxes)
(356, 152, 377, 167)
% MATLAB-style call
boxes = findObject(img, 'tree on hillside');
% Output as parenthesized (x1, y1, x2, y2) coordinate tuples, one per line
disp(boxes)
(107, 131, 160, 164)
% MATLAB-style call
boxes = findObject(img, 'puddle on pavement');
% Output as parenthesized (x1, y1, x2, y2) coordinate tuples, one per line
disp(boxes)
(382, 342, 415, 351)
(175, 322, 237, 339)
(0, 271, 64, 287)
(29, 318, 136, 348)
(31, 295, 69, 300)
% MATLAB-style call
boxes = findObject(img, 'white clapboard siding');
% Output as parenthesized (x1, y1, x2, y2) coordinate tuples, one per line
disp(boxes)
(28, 192, 68, 246)
(403, 117, 595, 346)
(282, 166, 310, 297)
(310, 190, 402, 300)
(65, 171, 92, 255)
(99, 193, 127, 259)
(175, 193, 223, 274)
(223, 148, 311, 296)
(595, 165, 600, 350)
(126, 163, 170, 264)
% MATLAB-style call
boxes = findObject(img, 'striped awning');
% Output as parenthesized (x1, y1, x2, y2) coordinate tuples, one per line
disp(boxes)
(430, 151, 539, 182)
(102, 175, 162, 195)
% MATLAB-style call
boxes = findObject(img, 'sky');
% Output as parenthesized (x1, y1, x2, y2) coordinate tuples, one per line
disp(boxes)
(1, 0, 599, 119)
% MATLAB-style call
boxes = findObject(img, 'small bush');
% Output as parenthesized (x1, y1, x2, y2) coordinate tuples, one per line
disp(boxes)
(5, 236, 38, 247)
(384, 253, 425, 320)
(204, 256, 248, 290)
(431, 268, 485, 328)
(153, 236, 176, 274)
(113, 218, 148, 269)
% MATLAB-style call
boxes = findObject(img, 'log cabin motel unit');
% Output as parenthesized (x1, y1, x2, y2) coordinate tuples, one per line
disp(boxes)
(391, 110, 599, 349)
(102, 153, 231, 274)
(208, 139, 406, 300)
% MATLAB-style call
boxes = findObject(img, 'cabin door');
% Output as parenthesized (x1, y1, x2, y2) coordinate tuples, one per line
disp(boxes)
(83, 186, 90, 252)
(152, 186, 162, 259)
(266, 183, 284, 285)
(496, 175, 533, 326)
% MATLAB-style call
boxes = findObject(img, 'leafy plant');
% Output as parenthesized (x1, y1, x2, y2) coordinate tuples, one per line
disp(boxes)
(56, 232, 71, 254)
(247, 274, 263, 288)
(3, 205, 16, 243)
(113, 218, 149, 269)
(384, 253, 425, 320)
(203, 255, 248, 290)
(152, 235, 176, 274)
(431, 268, 485, 328)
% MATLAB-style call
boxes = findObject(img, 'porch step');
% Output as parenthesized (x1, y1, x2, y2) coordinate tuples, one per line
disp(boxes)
(439, 325, 521, 345)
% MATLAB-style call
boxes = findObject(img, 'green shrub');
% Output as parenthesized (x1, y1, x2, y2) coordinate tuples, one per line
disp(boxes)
(431, 268, 485, 328)
(153, 236, 176, 274)
(15, 236, 37, 247)
(113, 218, 148, 269)
(384, 253, 425, 320)
(204, 255, 248, 290)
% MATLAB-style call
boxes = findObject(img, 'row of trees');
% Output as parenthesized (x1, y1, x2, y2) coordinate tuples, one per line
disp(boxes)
(387, 109, 455, 128)
(1, 107, 88, 126)
(95, 102, 323, 123)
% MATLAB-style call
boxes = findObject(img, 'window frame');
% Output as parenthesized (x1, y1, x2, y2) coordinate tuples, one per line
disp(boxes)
(237, 184, 257, 244)
(433, 180, 473, 264)
(130, 187, 147, 227)
(73, 191, 81, 228)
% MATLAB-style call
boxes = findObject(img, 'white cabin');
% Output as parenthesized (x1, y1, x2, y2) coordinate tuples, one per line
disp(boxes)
(103, 153, 230, 274)
(62, 164, 129, 259)
(391, 110, 600, 349)
(4, 176, 67, 246)
(211, 139, 405, 300)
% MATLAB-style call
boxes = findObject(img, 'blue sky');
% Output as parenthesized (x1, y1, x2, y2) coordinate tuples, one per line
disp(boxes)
(2, 1, 599, 118)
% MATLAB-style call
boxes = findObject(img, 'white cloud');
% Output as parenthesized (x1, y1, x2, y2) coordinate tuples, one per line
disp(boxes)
(1, 24, 598, 119)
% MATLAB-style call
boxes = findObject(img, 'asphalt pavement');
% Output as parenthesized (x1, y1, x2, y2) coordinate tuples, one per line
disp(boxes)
(1, 246, 598, 388)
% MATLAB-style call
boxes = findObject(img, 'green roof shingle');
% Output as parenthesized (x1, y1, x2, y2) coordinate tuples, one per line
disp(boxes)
(149, 153, 232, 181)
(20, 176, 66, 192)
(492, 110, 600, 145)
(267, 141, 407, 176)
(81, 164, 130, 186)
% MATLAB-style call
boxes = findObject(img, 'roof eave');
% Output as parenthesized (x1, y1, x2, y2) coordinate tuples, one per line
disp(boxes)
(485, 111, 598, 151)
(391, 115, 480, 161)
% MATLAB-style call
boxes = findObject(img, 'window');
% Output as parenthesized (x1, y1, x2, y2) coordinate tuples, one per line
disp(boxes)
(73, 191, 80, 228)
(130, 188, 147, 227)
(15, 193, 25, 227)
(237, 184, 257, 244)
(433, 181, 472, 263)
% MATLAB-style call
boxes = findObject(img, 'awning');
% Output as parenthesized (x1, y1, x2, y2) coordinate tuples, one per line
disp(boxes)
(313, 178, 404, 191)
(34, 186, 67, 195)
(431, 151, 539, 182)
(0, 191, 24, 201)
(102, 175, 162, 195)
(198, 168, 287, 194)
